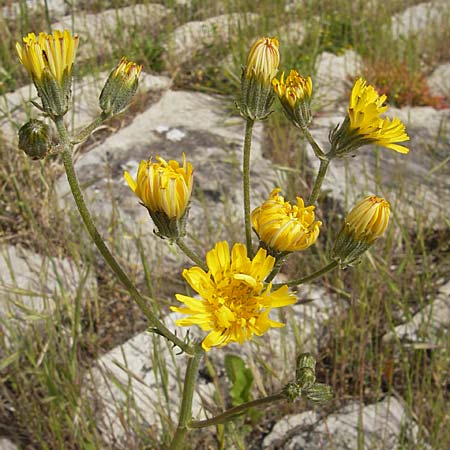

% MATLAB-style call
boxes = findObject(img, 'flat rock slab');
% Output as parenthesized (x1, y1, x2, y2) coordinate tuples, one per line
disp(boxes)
(0, 439, 18, 450)
(52, 3, 171, 61)
(0, 71, 172, 143)
(1, 0, 67, 20)
(263, 396, 424, 449)
(306, 106, 450, 225)
(0, 244, 96, 340)
(383, 279, 450, 345)
(427, 62, 450, 100)
(56, 89, 278, 277)
(391, 1, 448, 38)
(166, 13, 259, 65)
(87, 313, 213, 445)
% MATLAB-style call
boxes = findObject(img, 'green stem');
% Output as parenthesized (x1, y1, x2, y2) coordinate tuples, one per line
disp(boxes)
(243, 118, 255, 258)
(55, 117, 193, 355)
(265, 253, 288, 284)
(169, 348, 204, 449)
(273, 260, 339, 289)
(190, 392, 285, 428)
(71, 113, 109, 144)
(301, 126, 326, 160)
(309, 158, 330, 205)
(175, 239, 207, 271)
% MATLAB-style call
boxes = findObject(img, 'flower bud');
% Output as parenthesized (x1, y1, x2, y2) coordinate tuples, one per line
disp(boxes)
(124, 153, 193, 240)
(99, 57, 142, 116)
(304, 383, 333, 404)
(18, 119, 52, 160)
(251, 188, 321, 256)
(239, 37, 280, 120)
(16, 30, 79, 117)
(332, 195, 390, 265)
(273, 70, 313, 129)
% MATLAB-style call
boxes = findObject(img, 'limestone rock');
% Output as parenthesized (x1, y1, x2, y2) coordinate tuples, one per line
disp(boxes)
(0, 245, 96, 339)
(0, 71, 172, 143)
(56, 89, 278, 279)
(305, 106, 450, 225)
(87, 313, 213, 445)
(314, 50, 362, 110)
(383, 280, 450, 345)
(427, 62, 450, 100)
(166, 13, 259, 65)
(262, 397, 424, 449)
(0, 439, 19, 450)
(51, 3, 171, 62)
(391, 1, 448, 38)
(1, 0, 67, 20)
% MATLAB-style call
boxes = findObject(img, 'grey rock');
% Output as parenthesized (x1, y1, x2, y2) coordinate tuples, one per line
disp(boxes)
(391, 1, 448, 38)
(51, 3, 171, 62)
(0, 439, 19, 450)
(0, 71, 172, 143)
(383, 280, 450, 345)
(305, 106, 450, 225)
(427, 62, 450, 100)
(166, 13, 259, 65)
(2, 0, 67, 20)
(87, 312, 213, 445)
(314, 50, 362, 110)
(56, 89, 278, 278)
(263, 396, 423, 449)
(0, 245, 96, 339)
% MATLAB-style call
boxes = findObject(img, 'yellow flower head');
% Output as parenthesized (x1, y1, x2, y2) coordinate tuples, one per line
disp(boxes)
(124, 153, 193, 220)
(245, 37, 280, 83)
(112, 56, 142, 82)
(345, 195, 390, 243)
(273, 70, 313, 109)
(16, 30, 79, 84)
(171, 241, 296, 351)
(251, 188, 321, 253)
(346, 78, 409, 154)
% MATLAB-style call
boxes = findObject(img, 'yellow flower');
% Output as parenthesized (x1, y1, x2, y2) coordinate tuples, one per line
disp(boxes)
(16, 30, 79, 85)
(345, 195, 390, 243)
(251, 188, 321, 253)
(245, 37, 280, 83)
(330, 78, 409, 156)
(124, 154, 193, 239)
(100, 57, 142, 115)
(16, 30, 79, 116)
(171, 241, 296, 351)
(332, 195, 391, 265)
(272, 70, 313, 128)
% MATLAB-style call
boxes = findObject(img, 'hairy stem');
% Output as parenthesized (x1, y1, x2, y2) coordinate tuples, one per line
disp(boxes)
(309, 158, 330, 205)
(55, 116, 192, 355)
(243, 118, 255, 258)
(301, 126, 326, 160)
(190, 392, 285, 428)
(273, 260, 339, 289)
(175, 239, 207, 271)
(169, 349, 204, 449)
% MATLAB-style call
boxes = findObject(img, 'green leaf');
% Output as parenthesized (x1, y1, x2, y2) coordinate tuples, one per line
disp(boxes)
(224, 354, 254, 406)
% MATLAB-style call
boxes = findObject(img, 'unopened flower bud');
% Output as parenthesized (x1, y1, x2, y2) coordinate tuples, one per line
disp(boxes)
(273, 70, 313, 129)
(124, 153, 193, 240)
(304, 383, 333, 404)
(239, 37, 279, 120)
(18, 119, 51, 160)
(333, 195, 390, 265)
(283, 382, 302, 403)
(296, 353, 317, 388)
(99, 57, 142, 116)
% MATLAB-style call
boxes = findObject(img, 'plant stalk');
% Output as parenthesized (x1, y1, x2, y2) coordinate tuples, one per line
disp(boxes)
(55, 116, 193, 355)
(175, 239, 207, 271)
(273, 260, 339, 288)
(169, 348, 204, 449)
(190, 392, 285, 428)
(309, 158, 330, 205)
(243, 118, 255, 258)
